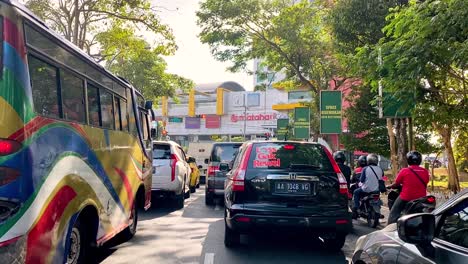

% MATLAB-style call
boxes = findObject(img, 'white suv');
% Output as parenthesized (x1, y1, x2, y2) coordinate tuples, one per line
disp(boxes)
(152, 141, 191, 209)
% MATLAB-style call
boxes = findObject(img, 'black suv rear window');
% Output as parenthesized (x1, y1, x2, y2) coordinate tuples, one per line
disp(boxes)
(247, 143, 332, 171)
(153, 144, 171, 159)
(210, 144, 241, 162)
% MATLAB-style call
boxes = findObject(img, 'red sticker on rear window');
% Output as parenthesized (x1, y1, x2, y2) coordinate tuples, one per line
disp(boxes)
(253, 146, 281, 168)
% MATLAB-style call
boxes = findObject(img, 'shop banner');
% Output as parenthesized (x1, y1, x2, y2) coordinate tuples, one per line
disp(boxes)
(320, 90, 342, 134)
(185, 117, 201, 129)
(294, 107, 310, 139)
(206, 115, 221, 128)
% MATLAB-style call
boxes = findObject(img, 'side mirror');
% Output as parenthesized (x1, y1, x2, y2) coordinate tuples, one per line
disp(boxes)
(204, 158, 209, 164)
(151, 128, 157, 138)
(145, 100, 153, 110)
(219, 163, 230, 172)
(398, 213, 435, 245)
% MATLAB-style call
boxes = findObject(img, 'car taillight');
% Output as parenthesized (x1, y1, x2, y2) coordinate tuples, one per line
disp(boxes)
(231, 144, 253, 192)
(426, 196, 436, 204)
(283, 144, 295, 150)
(170, 154, 178, 181)
(207, 166, 219, 177)
(0, 139, 21, 156)
(323, 147, 348, 195)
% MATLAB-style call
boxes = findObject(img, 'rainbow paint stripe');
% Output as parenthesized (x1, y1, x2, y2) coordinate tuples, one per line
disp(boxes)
(0, 13, 151, 264)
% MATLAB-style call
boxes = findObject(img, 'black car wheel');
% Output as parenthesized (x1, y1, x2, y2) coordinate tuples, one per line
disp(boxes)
(322, 233, 346, 251)
(190, 186, 196, 193)
(224, 221, 240, 248)
(367, 208, 379, 228)
(205, 189, 214, 206)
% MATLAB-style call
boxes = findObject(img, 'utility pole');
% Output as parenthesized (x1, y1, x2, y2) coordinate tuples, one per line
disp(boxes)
(243, 93, 247, 141)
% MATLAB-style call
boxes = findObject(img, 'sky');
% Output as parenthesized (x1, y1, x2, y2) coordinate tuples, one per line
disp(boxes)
(154, 0, 253, 90)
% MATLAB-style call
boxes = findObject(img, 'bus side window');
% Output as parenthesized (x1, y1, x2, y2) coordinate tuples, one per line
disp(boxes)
(127, 89, 138, 136)
(60, 69, 86, 123)
(100, 89, 114, 129)
(114, 96, 122, 131)
(29, 55, 60, 118)
(120, 98, 128, 132)
(87, 84, 101, 127)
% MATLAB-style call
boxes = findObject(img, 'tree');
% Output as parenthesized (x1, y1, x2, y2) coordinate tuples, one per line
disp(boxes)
(340, 84, 390, 156)
(25, 0, 175, 55)
(329, 0, 406, 175)
(197, 0, 339, 137)
(374, 0, 468, 192)
(25, 0, 193, 99)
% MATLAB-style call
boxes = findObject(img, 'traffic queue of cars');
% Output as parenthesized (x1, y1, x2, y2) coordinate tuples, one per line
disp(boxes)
(151, 140, 468, 263)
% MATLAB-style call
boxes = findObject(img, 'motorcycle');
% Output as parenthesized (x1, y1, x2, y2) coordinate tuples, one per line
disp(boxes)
(351, 183, 382, 228)
(387, 186, 436, 215)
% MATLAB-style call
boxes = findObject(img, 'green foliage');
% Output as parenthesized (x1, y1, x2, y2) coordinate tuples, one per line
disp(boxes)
(197, 0, 339, 93)
(340, 84, 390, 156)
(454, 130, 468, 173)
(25, 0, 192, 100)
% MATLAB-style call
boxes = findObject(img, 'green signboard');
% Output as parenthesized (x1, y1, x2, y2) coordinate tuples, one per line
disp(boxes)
(168, 117, 183, 123)
(381, 92, 412, 118)
(294, 107, 310, 139)
(320, 91, 342, 134)
(276, 119, 289, 140)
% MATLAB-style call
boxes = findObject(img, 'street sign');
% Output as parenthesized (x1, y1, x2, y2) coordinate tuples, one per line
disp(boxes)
(320, 91, 342, 134)
(168, 117, 183, 123)
(294, 107, 310, 139)
(276, 118, 289, 140)
(380, 92, 412, 118)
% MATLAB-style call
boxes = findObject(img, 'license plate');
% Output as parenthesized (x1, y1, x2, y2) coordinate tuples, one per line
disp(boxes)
(274, 182, 311, 195)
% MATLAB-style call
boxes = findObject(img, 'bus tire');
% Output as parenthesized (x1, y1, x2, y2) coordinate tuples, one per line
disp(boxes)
(66, 218, 91, 264)
(122, 199, 138, 241)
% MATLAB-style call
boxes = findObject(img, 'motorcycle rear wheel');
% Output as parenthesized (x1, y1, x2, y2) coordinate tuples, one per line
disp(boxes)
(367, 209, 379, 228)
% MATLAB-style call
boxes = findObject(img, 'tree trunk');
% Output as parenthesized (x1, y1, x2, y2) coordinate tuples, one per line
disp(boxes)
(387, 118, 398, 178)
(72, 0, 80, 46)
(437, 125, 460, 193)
(395, 118, 408, 170)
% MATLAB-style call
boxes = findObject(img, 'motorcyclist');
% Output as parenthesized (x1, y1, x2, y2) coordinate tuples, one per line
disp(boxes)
(387, 151, 429, 225)
(352, 153, 384, 219)
(352, 155, 367, 184)
(333, 151, 351, 189)
(349, 155, 367, 194)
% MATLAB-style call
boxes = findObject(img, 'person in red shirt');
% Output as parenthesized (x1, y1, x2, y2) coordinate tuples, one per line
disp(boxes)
(387, 151, 430, 224)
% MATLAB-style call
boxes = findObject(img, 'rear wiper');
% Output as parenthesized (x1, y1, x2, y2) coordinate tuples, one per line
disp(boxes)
(289, 164, 321, 170)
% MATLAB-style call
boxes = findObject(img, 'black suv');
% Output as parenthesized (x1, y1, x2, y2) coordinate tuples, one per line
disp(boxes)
(222, 141, 352, 250)
(205, 142, 242, 205)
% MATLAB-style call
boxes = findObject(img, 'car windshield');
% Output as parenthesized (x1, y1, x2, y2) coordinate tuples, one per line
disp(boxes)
(247, 143, 333, 171)
(211, 144, 241, 162)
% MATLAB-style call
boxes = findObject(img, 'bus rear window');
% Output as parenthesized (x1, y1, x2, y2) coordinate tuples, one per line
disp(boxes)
(247, 143, 332, 171)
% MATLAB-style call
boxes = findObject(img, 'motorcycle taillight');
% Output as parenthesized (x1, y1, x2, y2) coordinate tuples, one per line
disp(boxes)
(426, 196, 436, 204)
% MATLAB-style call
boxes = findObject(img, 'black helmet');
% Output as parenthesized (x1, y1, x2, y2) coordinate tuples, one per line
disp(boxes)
(358, 155, 367, 167)
(407, 151, 422, 165)
(333, 151, 346, 163)
(366, 153, 379, 166)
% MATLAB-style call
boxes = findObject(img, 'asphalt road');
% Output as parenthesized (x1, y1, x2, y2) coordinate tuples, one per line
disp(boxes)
(96, 186, 388, 264)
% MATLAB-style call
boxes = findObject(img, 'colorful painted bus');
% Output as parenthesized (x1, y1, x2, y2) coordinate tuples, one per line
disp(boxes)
(0, 1, 153, 263)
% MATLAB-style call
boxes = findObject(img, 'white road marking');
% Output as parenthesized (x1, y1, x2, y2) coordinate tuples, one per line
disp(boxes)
(204, 253, 215, 264)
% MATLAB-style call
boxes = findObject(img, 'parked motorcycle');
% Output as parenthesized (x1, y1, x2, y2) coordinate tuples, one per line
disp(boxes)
(387, 186, 436, 215)
(351, 183, 382, 228)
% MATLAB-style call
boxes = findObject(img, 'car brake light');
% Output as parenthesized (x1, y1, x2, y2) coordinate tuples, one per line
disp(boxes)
(170, 154, 178, 181)
(207, 166, 219, 177)
(231, 144, 253, 192)
(323, 147, 348, 195)
(283, 144, 295, 150)
(0, 139, 21, 156)
(426, 196, 436, 204)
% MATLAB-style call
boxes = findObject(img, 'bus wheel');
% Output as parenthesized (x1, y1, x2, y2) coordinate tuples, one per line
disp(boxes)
(122, 200, 138, 240)
(67, 219, 89, 264)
